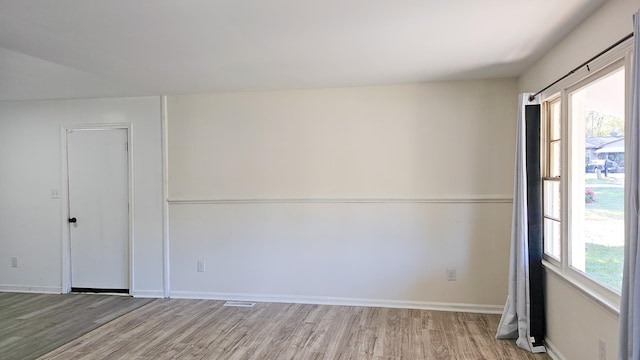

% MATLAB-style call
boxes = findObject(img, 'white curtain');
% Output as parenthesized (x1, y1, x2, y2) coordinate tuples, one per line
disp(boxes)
(496, 93, 546, 353)
(619, 11, 640, 360)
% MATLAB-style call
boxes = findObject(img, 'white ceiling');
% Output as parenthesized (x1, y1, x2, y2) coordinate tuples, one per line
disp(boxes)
(0, 0, 605, 101)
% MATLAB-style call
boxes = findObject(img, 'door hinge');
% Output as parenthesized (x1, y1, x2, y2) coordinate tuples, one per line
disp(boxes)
(125, 142, 129, 152)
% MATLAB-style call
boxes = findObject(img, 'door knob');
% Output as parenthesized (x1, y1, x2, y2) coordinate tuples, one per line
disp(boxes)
(68, 217, 77, 223)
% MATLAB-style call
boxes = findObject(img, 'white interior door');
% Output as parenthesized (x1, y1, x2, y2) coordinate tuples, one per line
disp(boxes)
(67, 128, 129, 292)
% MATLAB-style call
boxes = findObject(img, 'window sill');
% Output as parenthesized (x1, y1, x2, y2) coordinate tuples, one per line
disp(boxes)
(542, 259, 620, 316)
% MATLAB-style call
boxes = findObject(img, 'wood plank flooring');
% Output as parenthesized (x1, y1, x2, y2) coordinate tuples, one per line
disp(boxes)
(34, 297, 551, 360)
(0, 292, 153, 360)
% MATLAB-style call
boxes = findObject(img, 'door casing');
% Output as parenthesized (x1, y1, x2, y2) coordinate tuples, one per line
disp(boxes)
(61, 123, 134, 294)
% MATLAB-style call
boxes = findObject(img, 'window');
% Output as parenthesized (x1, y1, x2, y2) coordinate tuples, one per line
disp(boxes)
(542, 99, 561, 261)
(569, 66, 626, 292)
(541, 44, 631, 301)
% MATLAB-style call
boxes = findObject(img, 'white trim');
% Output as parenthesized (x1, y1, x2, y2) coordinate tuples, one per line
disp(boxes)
(60, 126, 70, 293)
(161, 95, 170, 298)
(169, 291, 504, 314)
(61, 124, 134, 294)
(131, 290, 165, 298)
(167, 195, 513, 205)
(544, 337, 567, 360)
(0, 285, 62, 294)
(543, 261, 620, 316)
(128, 125, 135, 294)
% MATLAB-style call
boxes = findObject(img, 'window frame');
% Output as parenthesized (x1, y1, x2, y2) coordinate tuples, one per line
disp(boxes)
(539, 40, 633, 312)
(542, 96, 562, 265)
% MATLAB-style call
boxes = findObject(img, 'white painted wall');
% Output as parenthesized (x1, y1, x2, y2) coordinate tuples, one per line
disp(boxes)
(518, 0, 638, 358)
(544, 272, 620, 360)
(520, 0, 636, 93)
(170, 201, 513, 308)
(167, 80, 518, 309)
(0, 97, 164, 296)
(169, 83, 515, 200)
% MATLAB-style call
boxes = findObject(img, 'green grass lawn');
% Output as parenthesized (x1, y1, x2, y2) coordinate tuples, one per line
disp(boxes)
(585, 187, 624, 217)
(585, 177, 619, 185)
(584, 185, 624, 292)
(585, 242, 624, 292)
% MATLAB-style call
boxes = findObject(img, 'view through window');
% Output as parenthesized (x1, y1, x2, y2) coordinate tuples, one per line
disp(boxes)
(570, 67, 625, 292)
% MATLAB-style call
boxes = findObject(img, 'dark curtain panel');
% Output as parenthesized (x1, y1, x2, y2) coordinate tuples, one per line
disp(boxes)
(525, 104, 545, 347)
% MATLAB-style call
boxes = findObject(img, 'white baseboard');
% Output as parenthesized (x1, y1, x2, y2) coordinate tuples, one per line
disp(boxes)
(0, 284, 62, 294)
(169, 291, 504, 314)
(545, 337, 567, 360)
(131, 289, 165, 298)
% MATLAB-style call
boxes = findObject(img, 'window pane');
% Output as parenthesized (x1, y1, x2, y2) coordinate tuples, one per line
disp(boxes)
(543, 180, 560, 219)
(550, 141, 561, 177)
(570, 66, 625, 292)
(550, 101, 561, 141)
(544, 218, 561, 260)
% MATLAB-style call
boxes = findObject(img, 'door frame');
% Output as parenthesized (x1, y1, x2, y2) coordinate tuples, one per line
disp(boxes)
(60, 123, 135, 294)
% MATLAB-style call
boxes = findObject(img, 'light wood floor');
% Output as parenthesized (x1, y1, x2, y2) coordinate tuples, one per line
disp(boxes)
(0, 292, 152, 360)
(34, 297, 551, 360)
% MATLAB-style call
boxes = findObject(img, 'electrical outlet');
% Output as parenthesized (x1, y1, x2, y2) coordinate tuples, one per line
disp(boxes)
(11, 257, 18, 267)
(599, 339, 606, 360)
(447, 268, 456, 281)
(50, 188, 60, 199)
(197, 260, 205, 272)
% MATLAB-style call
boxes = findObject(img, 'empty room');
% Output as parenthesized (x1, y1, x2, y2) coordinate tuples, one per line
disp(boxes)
(1, 1, 639, 359)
